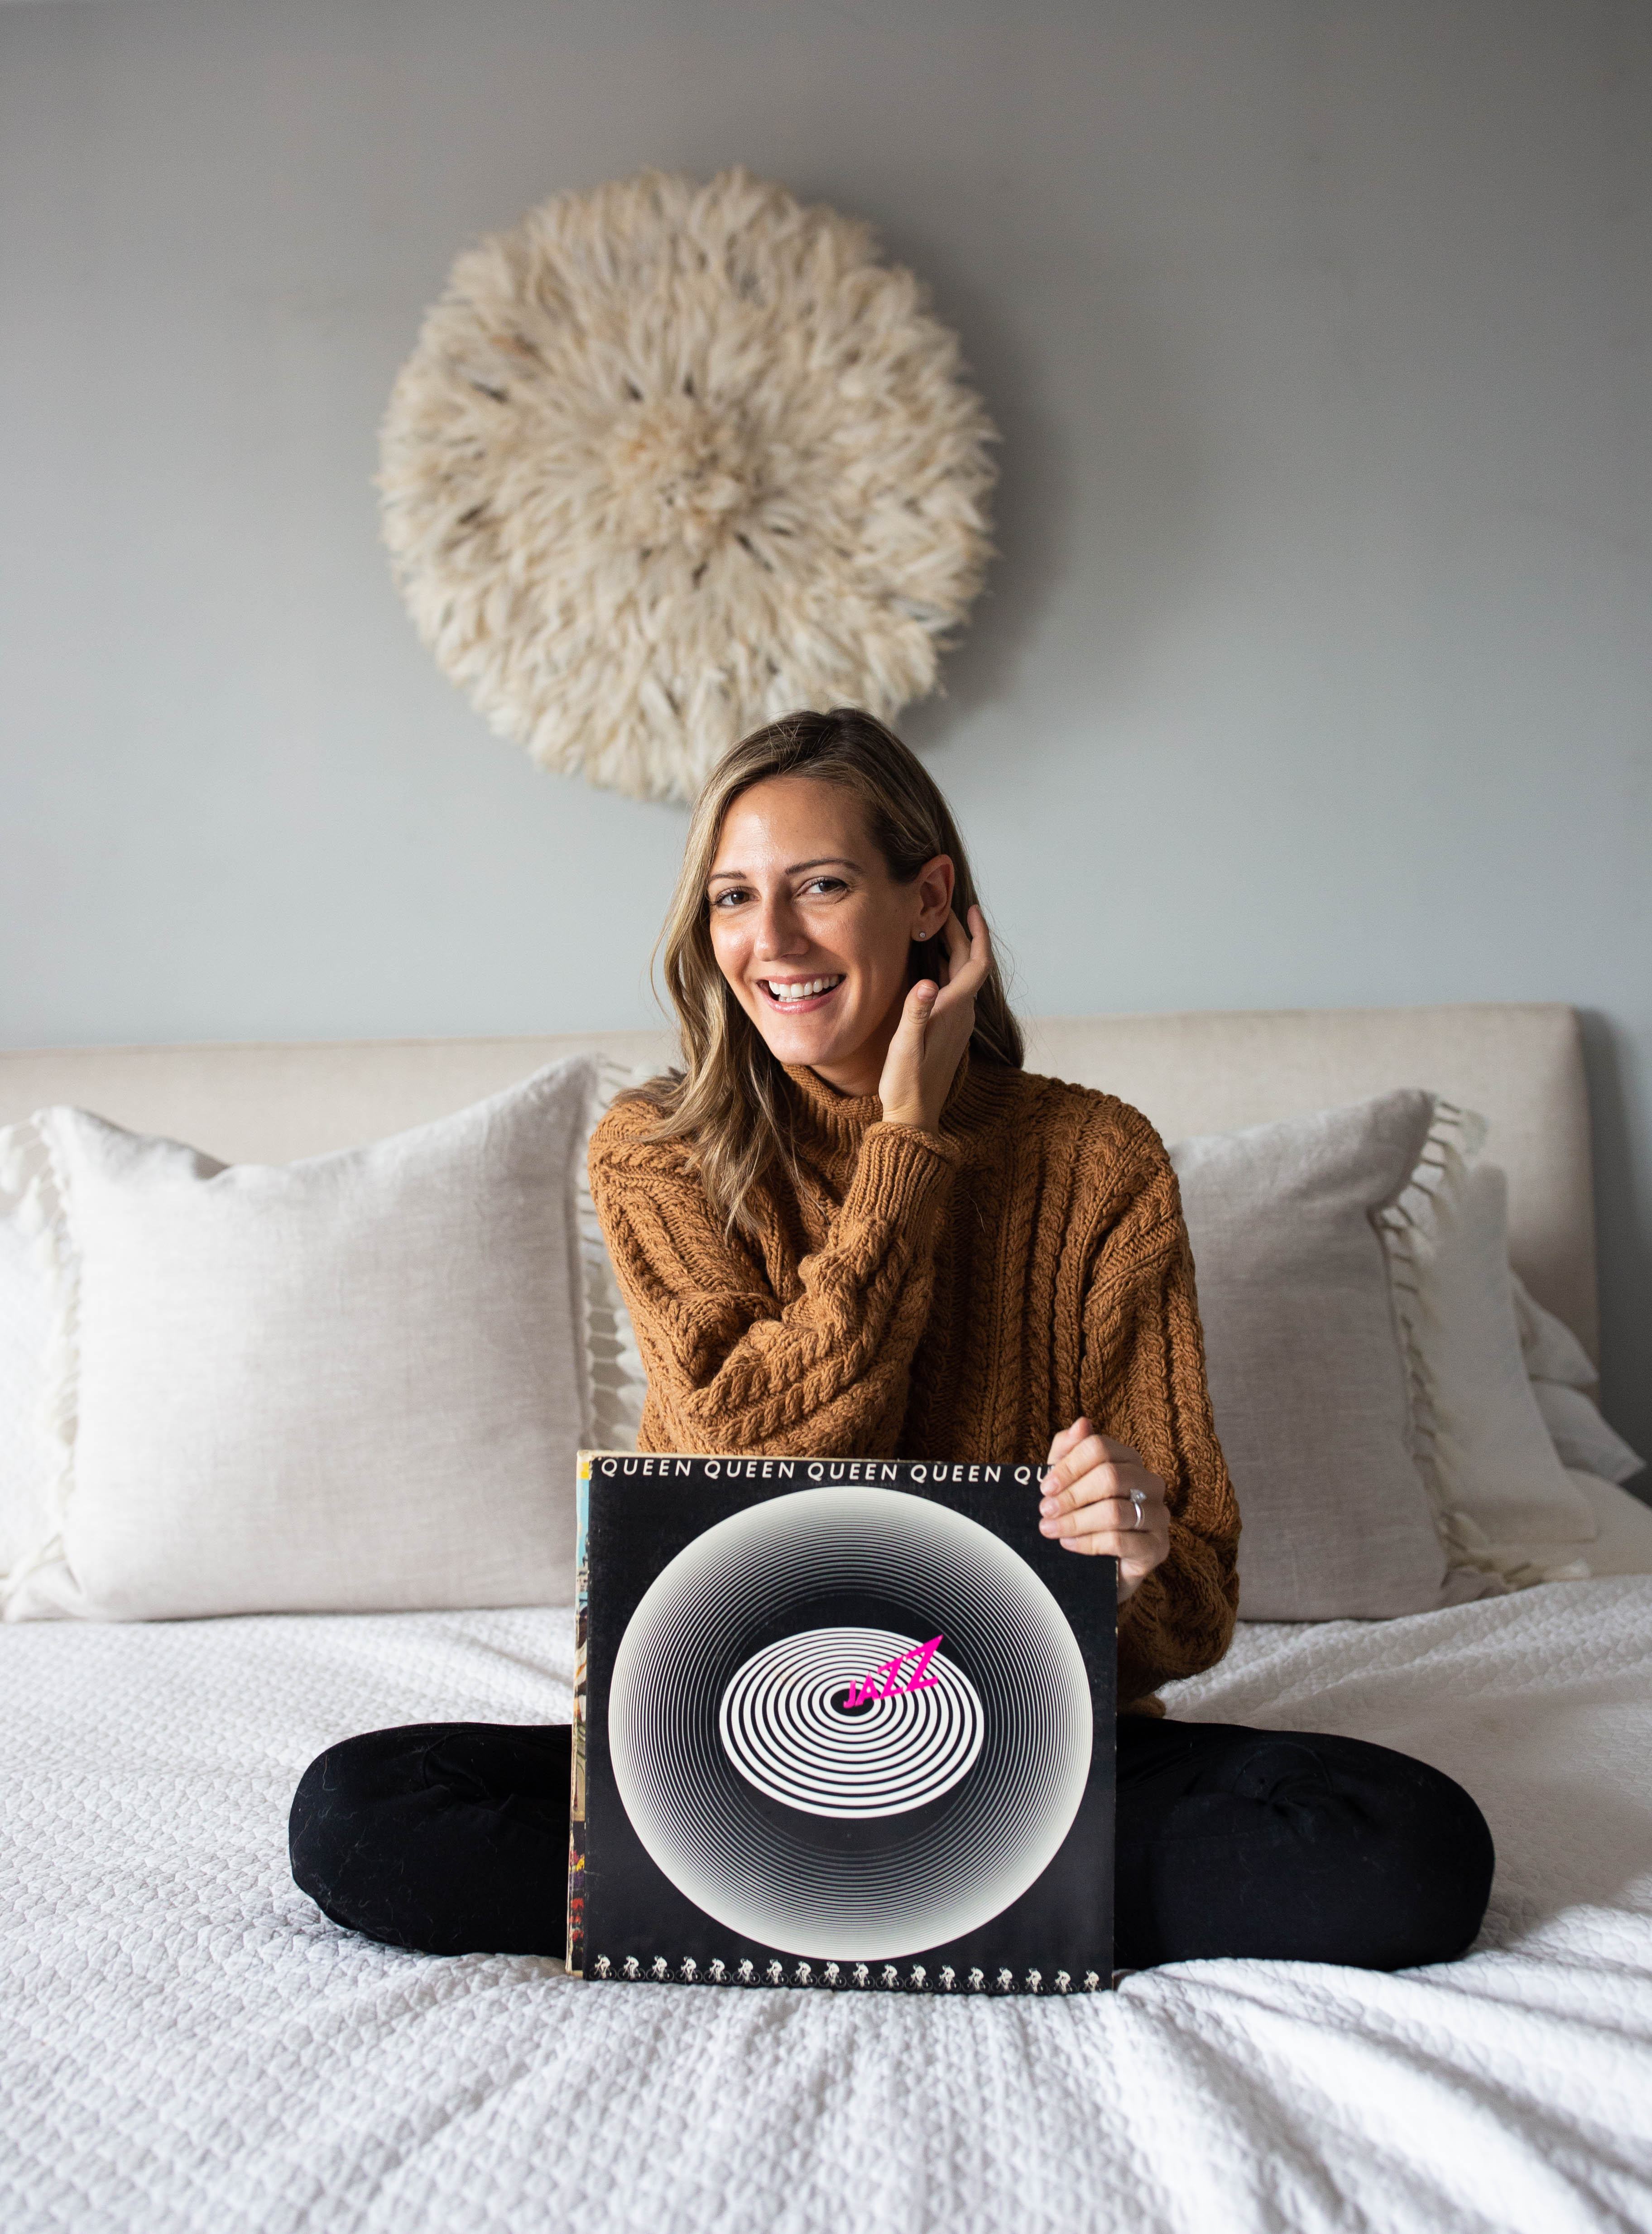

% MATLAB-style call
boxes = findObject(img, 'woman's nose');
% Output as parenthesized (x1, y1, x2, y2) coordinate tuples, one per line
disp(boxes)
(754, 897, 807, 961)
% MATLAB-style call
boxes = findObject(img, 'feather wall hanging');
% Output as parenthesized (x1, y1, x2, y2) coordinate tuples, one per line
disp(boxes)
(379, 168, 997, 803)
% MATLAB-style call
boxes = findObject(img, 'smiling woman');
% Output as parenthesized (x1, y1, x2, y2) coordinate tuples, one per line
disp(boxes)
(290, 709, 1496, 1976)
(598, 708, 1200, 1612)
(596, 707, 1204, 1628)
(708, 785, 944, 1077)
(635, 709, 1023, 1233)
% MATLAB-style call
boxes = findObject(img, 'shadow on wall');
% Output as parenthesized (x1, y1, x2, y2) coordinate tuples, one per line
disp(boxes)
(1578, 1010, 1652, 1488)
(880, 228, 1207, 753)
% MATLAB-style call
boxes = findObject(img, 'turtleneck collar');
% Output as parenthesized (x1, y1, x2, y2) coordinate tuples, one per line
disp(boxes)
(781, 1048, 991, 1153)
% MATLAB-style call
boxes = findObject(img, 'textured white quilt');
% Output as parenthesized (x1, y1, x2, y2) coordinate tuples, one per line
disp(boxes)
(6, 1582, 1652, 2234)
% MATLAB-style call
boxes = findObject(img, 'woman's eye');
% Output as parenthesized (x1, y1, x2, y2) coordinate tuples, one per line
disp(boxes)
(710, 888, 750, 908)
(802, 877, 847, 897)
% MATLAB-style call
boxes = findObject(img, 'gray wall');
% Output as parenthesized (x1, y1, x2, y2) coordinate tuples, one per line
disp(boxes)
(2, 0, 1648, 1453)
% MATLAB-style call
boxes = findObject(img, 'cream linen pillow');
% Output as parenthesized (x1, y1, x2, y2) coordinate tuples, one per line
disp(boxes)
(1511, 1273, 1645, 1488)
(0, 1125, 57, 1580)
(1530, 1383, 1646, 1489)
(1169, 1091, 1497, 1623)
(0, 1057, 595, 1622)
(1570, 1471, 1652, 1576)
(1375, 1126, 1597, 1584)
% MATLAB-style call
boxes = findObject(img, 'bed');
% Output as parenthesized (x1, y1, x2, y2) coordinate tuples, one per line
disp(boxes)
(5, 1004, 1651, 2234)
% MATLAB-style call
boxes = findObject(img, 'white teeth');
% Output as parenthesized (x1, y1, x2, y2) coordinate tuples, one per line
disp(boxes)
(768, 976, 841, 1002)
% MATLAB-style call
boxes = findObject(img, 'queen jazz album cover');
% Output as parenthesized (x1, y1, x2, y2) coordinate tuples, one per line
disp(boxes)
(567, 1451, 1116, 1995)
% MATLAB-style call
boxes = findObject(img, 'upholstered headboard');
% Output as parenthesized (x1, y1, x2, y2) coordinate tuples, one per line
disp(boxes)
(0, 1000, 1596, 1356)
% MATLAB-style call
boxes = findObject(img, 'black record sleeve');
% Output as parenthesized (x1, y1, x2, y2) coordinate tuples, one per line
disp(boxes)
(567, 1451, 1115, 1996)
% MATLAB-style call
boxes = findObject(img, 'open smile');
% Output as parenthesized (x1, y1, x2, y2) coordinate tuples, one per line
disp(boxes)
(758, 975, 844, 1012)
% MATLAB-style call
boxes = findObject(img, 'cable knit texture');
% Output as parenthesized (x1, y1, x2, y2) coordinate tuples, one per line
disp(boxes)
(589, 1057, 1239, 1710)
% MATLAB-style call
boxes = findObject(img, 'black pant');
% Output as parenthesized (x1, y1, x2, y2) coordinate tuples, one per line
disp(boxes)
(288, 1716, 1494, 1972)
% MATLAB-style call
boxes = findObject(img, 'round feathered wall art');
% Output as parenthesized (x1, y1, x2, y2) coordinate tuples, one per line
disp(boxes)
(379, 168, 997, 803)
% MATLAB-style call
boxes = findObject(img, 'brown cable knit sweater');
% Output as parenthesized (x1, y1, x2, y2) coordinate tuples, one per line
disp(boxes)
(588, 1055, 1239, 1710)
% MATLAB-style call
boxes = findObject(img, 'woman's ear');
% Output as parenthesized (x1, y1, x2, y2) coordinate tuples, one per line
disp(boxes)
(912, 855, 955, 941)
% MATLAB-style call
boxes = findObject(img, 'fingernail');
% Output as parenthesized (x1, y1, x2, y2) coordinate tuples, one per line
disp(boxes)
(1039, 1518, 1057, 1534)
(1039, 1497, 1056, 1514)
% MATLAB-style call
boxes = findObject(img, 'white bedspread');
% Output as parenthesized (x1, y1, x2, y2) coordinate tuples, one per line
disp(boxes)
(6, 1583, 1652, 2234)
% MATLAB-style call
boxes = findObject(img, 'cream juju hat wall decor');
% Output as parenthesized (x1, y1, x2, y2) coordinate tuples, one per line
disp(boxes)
(379, 168, 997, 803)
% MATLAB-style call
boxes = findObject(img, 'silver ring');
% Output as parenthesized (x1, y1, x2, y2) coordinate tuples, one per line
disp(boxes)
(1129, 1489, 1145, 1532)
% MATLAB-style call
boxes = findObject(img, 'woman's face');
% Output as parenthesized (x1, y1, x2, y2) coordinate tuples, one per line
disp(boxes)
(706, 776, 953, 1095)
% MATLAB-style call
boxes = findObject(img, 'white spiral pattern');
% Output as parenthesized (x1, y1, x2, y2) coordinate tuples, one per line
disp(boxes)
(719, 1628, 984, 1818)
(607, 1486, 1095, 1960)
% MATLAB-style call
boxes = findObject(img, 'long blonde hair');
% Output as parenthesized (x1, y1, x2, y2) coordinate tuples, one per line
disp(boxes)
(629, 707, 1023, 1236)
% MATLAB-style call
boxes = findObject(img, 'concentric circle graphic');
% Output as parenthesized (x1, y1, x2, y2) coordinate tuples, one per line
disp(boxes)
(718, 1627, 985, 1818)
(607, 1487, 1094, 1959)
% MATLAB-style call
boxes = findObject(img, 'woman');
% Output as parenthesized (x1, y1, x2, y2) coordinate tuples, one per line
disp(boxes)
(292, 708, 1493, 1971)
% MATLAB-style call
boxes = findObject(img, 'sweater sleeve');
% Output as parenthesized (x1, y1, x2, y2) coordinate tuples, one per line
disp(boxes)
(1076, 1116, 1240, 1710)
(588, 1100, 961, 1457)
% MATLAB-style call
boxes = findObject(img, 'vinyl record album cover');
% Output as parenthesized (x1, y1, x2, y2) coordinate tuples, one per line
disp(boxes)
(568, 1452, 1115, 1995)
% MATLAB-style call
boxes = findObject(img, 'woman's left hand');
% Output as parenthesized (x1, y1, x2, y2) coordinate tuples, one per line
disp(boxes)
(1038, 1417, 1170, 1604)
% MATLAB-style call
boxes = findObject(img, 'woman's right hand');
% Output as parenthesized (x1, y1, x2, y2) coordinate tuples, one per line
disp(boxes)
(876, 906, 993, 1134)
